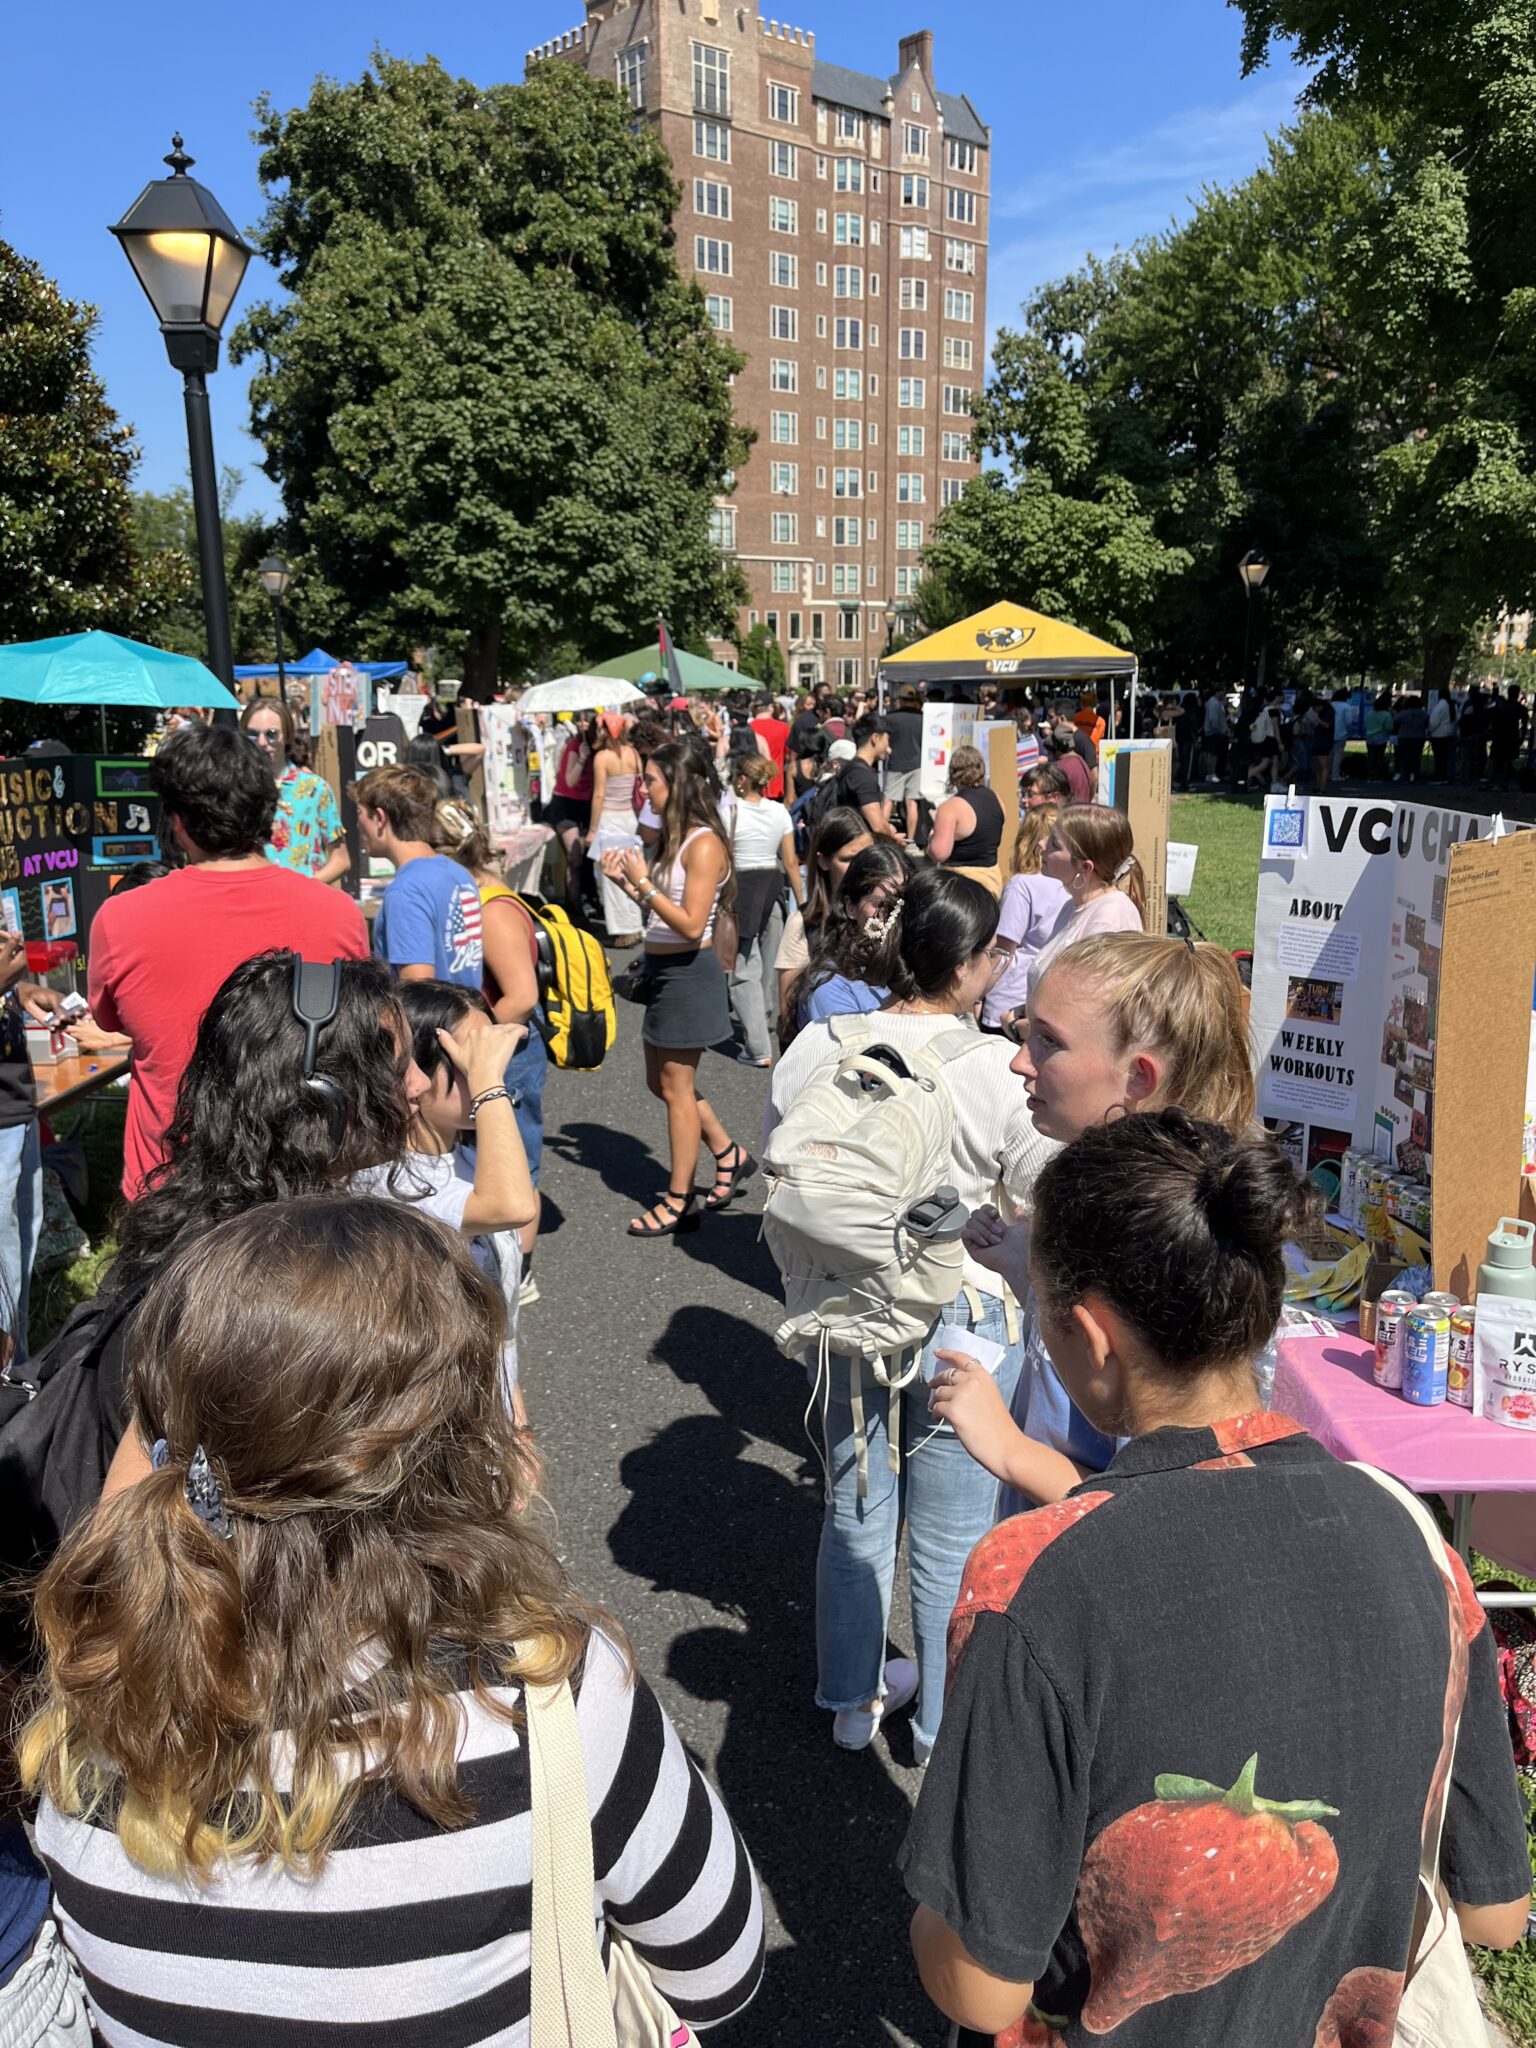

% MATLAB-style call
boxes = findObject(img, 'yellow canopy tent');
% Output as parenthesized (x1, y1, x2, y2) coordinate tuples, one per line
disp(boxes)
(883, 600, 1142, 730)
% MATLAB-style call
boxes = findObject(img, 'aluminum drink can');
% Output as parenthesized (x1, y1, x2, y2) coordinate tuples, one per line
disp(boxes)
(1448, 1307, 1475, 1409)
(1403, 1307, 1450, 1407)
(1422, 1291, 1460, 1320)
(1339, 1150, 1361, 1226)
(1373, 1291, 1415, 1391)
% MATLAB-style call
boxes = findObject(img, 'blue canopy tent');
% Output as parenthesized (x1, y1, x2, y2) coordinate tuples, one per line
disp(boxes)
(232, 647, 409, 681)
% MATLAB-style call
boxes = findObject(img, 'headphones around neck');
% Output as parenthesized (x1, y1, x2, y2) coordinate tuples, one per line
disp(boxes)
(291, 957, 348, 1153)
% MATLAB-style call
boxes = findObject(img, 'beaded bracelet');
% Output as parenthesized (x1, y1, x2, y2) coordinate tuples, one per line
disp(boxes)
(469, 1085, 511, 1117)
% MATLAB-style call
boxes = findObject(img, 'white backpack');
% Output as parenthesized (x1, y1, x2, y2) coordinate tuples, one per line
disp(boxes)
(762, 1015, 981, 1373)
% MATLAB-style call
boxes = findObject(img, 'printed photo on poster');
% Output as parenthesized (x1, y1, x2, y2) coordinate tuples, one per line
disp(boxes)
(1285, 977, 1345, 1025)
(42, 879, 75, 940)
(0, 890, 19, 937)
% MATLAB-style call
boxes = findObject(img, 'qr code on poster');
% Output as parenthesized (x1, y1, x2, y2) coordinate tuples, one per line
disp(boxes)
(1267, 806, 1307, 852)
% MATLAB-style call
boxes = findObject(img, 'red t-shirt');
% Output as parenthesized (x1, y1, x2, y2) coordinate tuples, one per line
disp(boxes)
(1059, 751, 1095, 803)
(748, 716, 790, 800)
(88, 865, 369, 1198)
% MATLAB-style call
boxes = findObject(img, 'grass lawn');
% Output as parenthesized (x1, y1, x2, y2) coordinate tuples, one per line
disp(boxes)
(1170, 790, 1264, 953)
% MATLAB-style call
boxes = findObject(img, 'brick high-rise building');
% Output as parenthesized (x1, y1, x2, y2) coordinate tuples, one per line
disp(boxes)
(527, 4, 989, 691)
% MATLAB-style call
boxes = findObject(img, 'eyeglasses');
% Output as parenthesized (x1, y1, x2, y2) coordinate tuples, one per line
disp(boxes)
(248, 727, 282, 745)
(981, 944, 1012, 984)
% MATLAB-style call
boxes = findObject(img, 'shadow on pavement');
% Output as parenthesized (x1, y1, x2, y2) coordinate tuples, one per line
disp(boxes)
(610, 1404, 938, 2048)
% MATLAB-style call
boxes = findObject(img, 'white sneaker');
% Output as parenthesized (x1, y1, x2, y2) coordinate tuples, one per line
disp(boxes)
(832, 1656, 918, 1750)
(518, 1273, 540, 1307)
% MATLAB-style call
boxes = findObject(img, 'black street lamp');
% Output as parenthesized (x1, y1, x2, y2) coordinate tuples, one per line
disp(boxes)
(883, 601, 901, 654)
(258, 555, 291, 696)
(1238, 549, 1272, 694)
(110, 137, 252, 691)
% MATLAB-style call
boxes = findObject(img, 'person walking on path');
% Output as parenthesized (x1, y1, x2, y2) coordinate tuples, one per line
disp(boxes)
(600, 740, 755, 1237)
(356, 765, 485, 989)
(88, 724, 367, 1198)
(726, 753, 802, 1067)
(584, 714, 644, 947)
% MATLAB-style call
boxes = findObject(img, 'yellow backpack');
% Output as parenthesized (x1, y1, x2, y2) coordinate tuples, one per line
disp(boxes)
(510, 893, 616, 1070)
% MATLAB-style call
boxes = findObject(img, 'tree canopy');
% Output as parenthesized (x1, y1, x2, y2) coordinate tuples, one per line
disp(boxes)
(232, 53, 751, 688)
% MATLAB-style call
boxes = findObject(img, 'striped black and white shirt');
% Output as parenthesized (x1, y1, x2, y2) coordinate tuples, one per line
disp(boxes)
(37, 1632, 764, 2045)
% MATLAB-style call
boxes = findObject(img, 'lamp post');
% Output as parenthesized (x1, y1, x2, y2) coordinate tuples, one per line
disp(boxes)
(258, 555, 291, 697)
(110, 137, 252, 693)
(882, 601, 901, 653)
(1238, 549, 1272, 695)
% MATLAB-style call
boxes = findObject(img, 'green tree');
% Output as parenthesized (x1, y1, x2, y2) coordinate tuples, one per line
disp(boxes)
(131, 471, 288, 666)
(0, 240, 193, 749)
(737, 623, 787, 691)
(233, 54, 751, 691)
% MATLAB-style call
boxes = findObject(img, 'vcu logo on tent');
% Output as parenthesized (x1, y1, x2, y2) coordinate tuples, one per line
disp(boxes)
(975, 626, 1034, 651)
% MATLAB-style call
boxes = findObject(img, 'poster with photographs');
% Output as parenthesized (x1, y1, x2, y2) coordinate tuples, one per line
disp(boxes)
(1251, 795, 1514, 1186)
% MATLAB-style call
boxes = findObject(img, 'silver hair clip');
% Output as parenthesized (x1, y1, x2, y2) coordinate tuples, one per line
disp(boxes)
(1113, 856, 1136, 881)
(152, 1438, 233, 1541)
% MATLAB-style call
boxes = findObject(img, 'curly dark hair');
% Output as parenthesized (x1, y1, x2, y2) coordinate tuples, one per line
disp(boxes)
(113, 952, 413, 1288)
(151, 724, 277, 858)
(786, 841, 916, 1029)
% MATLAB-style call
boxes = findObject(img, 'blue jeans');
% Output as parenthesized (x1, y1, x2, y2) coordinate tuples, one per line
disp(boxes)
(813, 1285, 1024, 1755)
(506, 1022, 548, 1186)
(0, 1122, 42, 1361)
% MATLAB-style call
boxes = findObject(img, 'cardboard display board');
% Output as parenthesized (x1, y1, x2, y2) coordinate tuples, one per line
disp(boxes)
(984, 723, 1020, 878)
(0, 757, 162, 953)
(1432, 830, 1536, 1296)
(919, 702, 976, 804)
(1101, 740, 1171, 937)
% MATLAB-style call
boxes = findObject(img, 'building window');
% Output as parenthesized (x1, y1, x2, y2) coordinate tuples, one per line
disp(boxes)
(896, 520, 924, 550)
(834, 157, 865, 194)
(894, 566, 920, 596)
(946, 187, 978, 225)
(837, 607, 861, 641)
(947, 137, 979, 174)
(692, 42, 730, 116)
(897, 425, 925, 455)
(816, 465, 827, 487)
(816, 364, 827, 388)
(943, 336, 974, 369)
(765, 611, 779, 638)
(897, 376, 927, 407)
(911, 88, 923, 111)
(834, 265, 863, 299)
(899, 227, 931, 261)
(770, 561, 798, 593)
(833, 516, 862, 546)
(831, 565, 857, 595)
(836, 109, 862, 141)
(816, 262, 829, 286)
(694, 118, 730, 162)
(899, 277, 928, 310)
(946, 237, 978, 273)
(770, 251, 799, 289)
(816, 314, 827, 338)
(705, 294, 733, 332)
(694, 178, 731, 219)
(834, 317, 863, 349)
(816, 155, 828, 178)
(770, 357, 799, 392)
(902, 122, 929, 159)
(899, 327, 927, 360)
(707, 507, 736, 549)
(833, 212, 864, 246)
(695, 237, 731, 275)
(941, 476, 965, 506)
(941, 429, 970, 461)
(769, 304, 798, 340)
(836, 658, 860, 687)
(616, 46, 647, 110)
(769, 197, 799, 235)
(942, 384, 973, 415)
(789, 611, 802, 641)
(770, 140, 798, 178)
(897, 472, 925, 502)
(768, 82, 799, 124)
(769, 461, 799, 493)
(944, 287, 976, 322)
(834, 369, 862, 400)
(833, 418, 862, 449)
(811, 610, 825, 638)
(771, 511, 798, 544)
(833, 467, 862, 498)
(770, 411, 799, 444)
(900, 174, 930, 208)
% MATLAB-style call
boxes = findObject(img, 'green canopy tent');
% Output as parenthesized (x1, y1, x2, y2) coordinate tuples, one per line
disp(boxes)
(587, 645, 745, 693)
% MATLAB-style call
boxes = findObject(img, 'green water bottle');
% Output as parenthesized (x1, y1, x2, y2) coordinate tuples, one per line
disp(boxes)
(1477, 1218, 1536, 1301)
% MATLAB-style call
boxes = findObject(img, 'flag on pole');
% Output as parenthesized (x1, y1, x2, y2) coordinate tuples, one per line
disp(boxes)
(658, 614, 686, 699)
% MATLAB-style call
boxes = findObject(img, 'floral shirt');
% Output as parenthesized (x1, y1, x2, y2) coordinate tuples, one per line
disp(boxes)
(265, 766, 344, 876)
(900, 1414, 1529, 2048)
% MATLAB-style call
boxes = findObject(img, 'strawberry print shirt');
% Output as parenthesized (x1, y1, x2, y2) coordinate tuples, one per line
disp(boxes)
(899, 1414, 1529, 2048)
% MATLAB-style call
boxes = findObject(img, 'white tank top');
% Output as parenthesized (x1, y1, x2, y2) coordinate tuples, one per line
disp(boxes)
(645, 826, 727, 948)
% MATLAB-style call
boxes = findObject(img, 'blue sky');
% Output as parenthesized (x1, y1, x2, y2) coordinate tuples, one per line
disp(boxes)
(2, 0, 1306, 521)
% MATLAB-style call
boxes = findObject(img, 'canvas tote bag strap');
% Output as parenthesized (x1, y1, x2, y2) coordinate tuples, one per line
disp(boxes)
(522, 1662, 620, 2048)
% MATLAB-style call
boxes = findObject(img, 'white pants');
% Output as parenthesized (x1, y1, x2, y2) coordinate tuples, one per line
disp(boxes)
(591, 811, 643, 936)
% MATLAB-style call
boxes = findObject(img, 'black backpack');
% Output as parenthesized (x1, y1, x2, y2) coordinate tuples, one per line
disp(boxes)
(791, 768, 849, 854)
(0, 1281, 143, 1668)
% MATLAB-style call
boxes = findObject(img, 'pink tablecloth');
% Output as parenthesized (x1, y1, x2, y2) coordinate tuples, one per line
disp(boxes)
(1276, 1333, 1536, 1577)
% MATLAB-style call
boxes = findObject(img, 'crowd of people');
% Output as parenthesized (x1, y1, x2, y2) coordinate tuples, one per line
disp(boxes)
(0, 679, 1527, 2048)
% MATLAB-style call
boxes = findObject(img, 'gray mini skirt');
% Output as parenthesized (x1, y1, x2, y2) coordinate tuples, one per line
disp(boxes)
(642, 947, 733, 1049)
